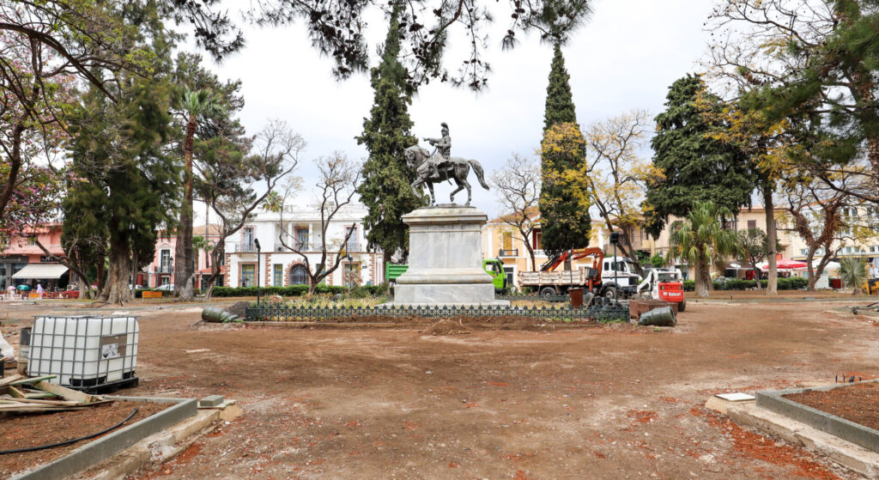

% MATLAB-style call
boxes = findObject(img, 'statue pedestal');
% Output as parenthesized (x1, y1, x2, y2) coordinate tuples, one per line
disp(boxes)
(390, 205, 509, 307)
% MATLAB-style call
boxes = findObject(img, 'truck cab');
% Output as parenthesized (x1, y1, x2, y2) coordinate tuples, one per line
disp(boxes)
(482, 258, 508, 294)
(600, 256, 642, 299)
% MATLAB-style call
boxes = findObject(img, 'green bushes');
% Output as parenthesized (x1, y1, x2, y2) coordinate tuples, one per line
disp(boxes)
(211, 284, 387, 298)
(682, 277, 808, 292)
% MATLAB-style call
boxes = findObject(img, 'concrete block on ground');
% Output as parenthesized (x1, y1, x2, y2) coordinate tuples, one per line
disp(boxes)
(199, 395, 224, 407)
(705, 396, 754, 415)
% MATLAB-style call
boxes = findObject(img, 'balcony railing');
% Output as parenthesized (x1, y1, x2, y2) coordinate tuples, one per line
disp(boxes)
(499, 249, 519, 257)
(275, 242, 312, 252)
(229, 243, 257, 253)
(152, 265, 173, 274)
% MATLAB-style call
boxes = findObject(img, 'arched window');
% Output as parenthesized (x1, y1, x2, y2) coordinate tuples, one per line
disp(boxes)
(290, 265, 309, 285)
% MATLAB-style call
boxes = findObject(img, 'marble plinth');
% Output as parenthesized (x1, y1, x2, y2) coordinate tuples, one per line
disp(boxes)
(388, 205, 509, 307)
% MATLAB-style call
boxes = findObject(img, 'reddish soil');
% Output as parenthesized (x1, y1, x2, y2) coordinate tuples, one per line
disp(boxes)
(0, 401, 168, 478)
(704, 411, 841, 480)
(2, 299, 878, 479)
(785, 382, 879, 431)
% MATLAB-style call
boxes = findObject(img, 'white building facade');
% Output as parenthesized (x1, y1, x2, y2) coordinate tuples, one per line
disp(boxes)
(224, 204, 384, 289)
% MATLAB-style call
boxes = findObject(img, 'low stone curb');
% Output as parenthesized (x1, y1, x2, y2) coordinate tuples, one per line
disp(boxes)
(73, 405, 242, 480)
(728, 401, 879, 478)
(11, 397, 197, 480)
(756, 380, 879, 455)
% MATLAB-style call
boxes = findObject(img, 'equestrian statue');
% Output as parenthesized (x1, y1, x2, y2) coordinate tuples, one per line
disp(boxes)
(405, 122, 489, 206)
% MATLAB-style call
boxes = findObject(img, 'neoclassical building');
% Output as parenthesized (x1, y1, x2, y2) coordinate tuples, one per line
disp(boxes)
(224, 203, 384, 288)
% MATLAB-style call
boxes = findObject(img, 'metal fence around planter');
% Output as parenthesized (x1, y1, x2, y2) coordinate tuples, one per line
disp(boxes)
(244, 303, 629, 323)
(496, 292, 570, 303)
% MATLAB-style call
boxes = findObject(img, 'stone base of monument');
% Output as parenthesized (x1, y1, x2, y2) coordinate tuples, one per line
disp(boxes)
(382, 205, 510, 307)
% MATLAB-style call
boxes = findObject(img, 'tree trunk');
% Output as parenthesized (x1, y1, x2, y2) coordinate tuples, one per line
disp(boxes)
(100, 239, 132, 304)
(695, 256, 711, 298)
(805, 250, 818, 291)
(764, 191, 778, 295)
(203, 239, 225, 301)
(0, 123, 24, 221)
(175, 115, 197, 300)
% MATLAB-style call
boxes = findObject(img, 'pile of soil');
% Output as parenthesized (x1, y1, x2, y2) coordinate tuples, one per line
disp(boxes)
(0, 401, 168, 478)
(225, 301, 250, 318)
(422, 319, 472, 335)
(784, 382, 879, 431)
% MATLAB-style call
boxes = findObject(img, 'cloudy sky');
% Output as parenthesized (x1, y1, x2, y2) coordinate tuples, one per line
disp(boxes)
(194, 0, 716, 223)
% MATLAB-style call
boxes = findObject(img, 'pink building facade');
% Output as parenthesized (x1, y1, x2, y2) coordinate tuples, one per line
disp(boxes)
(0, 223, 68, 291)
(145, 225, 225, 289)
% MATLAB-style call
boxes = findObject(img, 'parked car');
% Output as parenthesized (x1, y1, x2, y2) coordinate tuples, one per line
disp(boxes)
(155, 284, 175, 291)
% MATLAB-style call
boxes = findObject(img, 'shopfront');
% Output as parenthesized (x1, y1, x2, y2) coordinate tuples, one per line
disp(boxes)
(0, 255, 29, 290)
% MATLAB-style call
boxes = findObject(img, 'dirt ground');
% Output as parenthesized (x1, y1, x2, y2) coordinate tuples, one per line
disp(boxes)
(786, 382, 879, 432)
(2, 300, 879, 479)
(0, 401, 168, 478)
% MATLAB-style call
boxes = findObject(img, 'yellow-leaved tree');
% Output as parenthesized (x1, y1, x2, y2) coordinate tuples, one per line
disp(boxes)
(583, 110, 663, 274)
(538, 122, 592, 256)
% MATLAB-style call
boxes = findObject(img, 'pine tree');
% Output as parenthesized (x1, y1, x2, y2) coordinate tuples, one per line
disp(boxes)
(538, 43, 591, 256)
(643, 74, 753, 236)
(355, 3, 422, 268)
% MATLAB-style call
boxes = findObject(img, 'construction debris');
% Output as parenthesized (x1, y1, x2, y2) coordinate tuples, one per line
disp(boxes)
(0, 375, 109, 413)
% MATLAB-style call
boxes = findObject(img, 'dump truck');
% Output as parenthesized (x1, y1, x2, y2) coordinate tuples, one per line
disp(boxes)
(518, 248, 642, 300)
(386, 258, 508, 293)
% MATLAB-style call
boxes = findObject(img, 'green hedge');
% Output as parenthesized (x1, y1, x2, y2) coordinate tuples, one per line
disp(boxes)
(211, 284, 387, 298)
(682, 277, 808, 292)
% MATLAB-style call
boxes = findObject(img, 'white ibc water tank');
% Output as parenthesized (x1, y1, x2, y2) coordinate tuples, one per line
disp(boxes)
(28, 316, 139, 388)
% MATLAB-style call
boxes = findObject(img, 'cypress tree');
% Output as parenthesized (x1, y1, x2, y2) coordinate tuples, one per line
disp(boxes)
(543, 44, 578, 131)
(539, 43, 591, 257)
(355, 3, 422, 267)
(643, 74, 753, 236)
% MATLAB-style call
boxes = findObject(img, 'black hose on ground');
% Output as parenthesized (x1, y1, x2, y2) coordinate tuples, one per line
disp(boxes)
(0, 407, 139, 455)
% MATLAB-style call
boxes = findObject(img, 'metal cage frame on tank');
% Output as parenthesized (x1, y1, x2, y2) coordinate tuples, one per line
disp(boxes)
(25, 315, 140, 394)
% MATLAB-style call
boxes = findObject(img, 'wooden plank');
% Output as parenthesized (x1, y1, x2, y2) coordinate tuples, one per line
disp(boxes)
(0, 374, 24, 387)
(9, 375, 57, 386)
(8, 385, 25, 398)
(0, 397, 82, 406)
(0, 404, 86, 412)
(34, 380, 98, 404)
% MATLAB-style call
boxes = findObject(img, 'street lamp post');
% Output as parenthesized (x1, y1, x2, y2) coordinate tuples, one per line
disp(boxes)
(254, 239, 261, 306)
(610, 232, 620, 306)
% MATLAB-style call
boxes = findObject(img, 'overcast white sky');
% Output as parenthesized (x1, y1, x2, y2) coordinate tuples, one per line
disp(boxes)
(194, 0, 716, 224)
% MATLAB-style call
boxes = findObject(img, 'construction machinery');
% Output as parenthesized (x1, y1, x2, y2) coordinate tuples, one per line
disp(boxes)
(518, 248, 642, 300)
(636, 267, 686, 312)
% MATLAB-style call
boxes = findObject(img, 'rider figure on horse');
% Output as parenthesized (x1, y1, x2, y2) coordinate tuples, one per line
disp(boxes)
(423, 122, 451, 180)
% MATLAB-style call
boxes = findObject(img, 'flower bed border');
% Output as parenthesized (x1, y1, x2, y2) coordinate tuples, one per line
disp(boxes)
(756, 379, 879, 454)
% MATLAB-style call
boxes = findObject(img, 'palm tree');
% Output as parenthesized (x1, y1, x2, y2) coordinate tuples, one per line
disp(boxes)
(175, 88, 222, 300)
(838, 256, 868, 295)
(192, 235, 214, 269)
(667, 201, 740, 298)
(262, 191, 283, 213)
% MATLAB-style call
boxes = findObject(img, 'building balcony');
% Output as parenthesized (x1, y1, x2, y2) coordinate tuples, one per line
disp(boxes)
(275, 242, 314, 252)
(498, 249, 519, 257)
(151, 265, 173, 274)
(229, 243, 257, 253)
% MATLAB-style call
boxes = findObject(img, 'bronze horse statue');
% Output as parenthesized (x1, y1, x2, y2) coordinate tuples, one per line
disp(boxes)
(404, 146, 489, 206)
